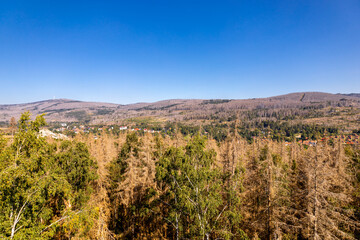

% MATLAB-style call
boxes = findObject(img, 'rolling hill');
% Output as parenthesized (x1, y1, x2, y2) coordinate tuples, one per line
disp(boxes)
(1, 92, 359, 128)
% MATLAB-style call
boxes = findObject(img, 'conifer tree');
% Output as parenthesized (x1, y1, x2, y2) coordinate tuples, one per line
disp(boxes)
(219, 128, 247, 239)
(298, 142, 358, 239)
(108, 132, 158, 239)
(156, 135, 235, 239)
(9, 117, 17, 136)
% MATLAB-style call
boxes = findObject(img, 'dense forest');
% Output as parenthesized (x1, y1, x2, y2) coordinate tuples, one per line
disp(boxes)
(1, 113, 360, 239)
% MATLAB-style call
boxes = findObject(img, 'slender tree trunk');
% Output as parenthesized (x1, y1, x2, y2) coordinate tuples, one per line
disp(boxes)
(313, 148, 318, 240)
(267, 152, 273, 240)
(176, 214, 179, 240)
(10, 224, 16, 240)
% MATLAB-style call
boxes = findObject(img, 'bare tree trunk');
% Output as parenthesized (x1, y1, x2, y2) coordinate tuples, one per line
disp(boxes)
(176, 214, 179, 240)
(267, 151, 273, 240)
(313, 148, 318, 240)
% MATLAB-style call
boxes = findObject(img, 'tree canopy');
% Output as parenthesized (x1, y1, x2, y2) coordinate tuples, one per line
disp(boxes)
(0, 112, 97, 239)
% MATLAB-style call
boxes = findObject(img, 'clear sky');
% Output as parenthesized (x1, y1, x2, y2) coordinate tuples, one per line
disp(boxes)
(0, 0, 359, 104)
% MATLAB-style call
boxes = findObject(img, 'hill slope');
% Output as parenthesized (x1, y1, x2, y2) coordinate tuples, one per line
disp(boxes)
(1, 92, 359, 127)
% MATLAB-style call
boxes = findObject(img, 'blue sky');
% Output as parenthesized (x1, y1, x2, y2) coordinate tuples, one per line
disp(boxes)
(0, 0, 359, 104)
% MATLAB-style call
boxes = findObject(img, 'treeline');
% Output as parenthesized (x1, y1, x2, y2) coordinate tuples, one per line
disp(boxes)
(163, 121, 339, 143)
(184, 102, 358, 123)
(237, 121, 339, 142)
(1, 113, 360, 239)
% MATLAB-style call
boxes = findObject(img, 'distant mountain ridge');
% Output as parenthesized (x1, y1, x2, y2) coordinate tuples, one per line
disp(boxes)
(0, 92, 359, 124)
(341, 93, 360, 98)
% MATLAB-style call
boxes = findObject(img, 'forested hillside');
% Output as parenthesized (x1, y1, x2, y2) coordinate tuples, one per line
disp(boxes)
(1, 92, 360, 132)
(1, 113, 360, 239)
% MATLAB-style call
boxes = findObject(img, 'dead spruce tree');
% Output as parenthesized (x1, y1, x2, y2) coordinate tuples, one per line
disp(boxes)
(108, 132, 150, 238)
(300, 141, 358, 239)
(219, 130, 247, 239)
(242, 141, 297, 239)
